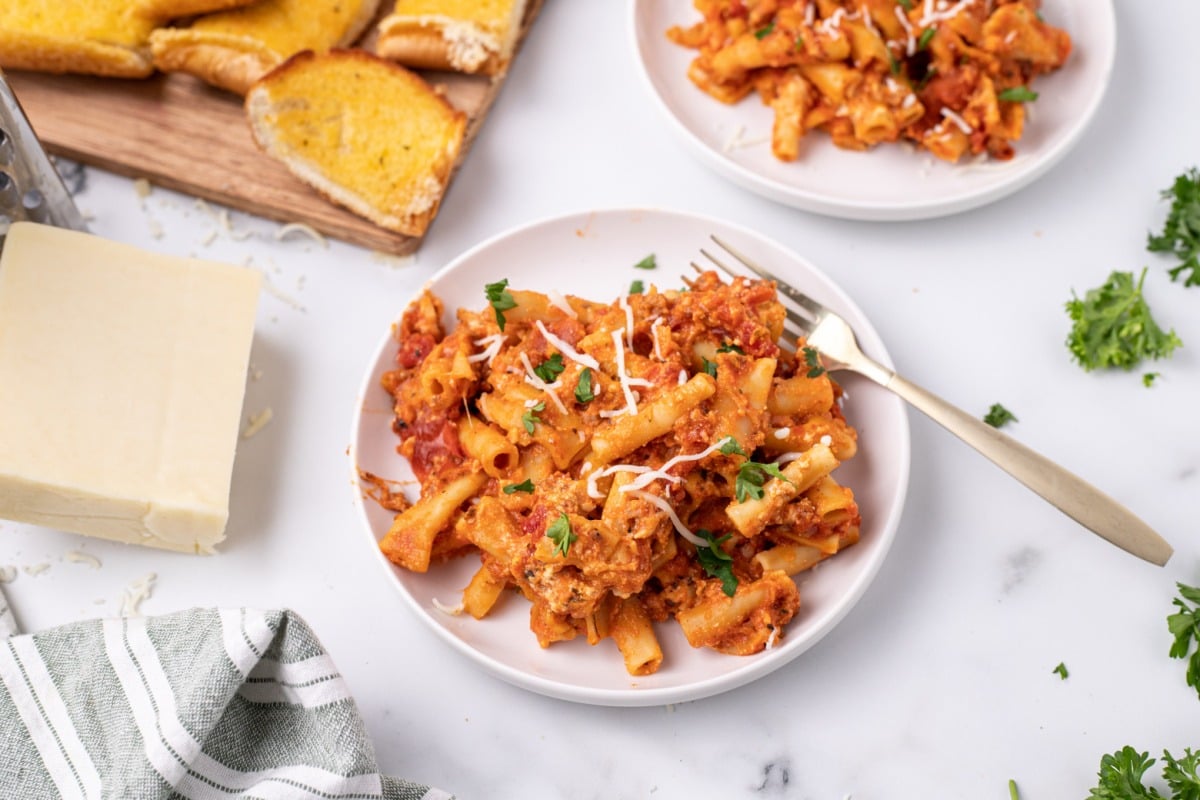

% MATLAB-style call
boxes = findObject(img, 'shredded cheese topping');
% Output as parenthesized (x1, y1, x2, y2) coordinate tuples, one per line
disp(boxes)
(468, 333, 505, 364)
(586, 464, 651, 499)
(919, 0, 974, 25)
(519, 352, 568, 414)
(432, 597, 465, 616)
(617, 295, 635, 349)
(546, 290, 578, 319)
(599, 328, 638, 419)
(894, 6, 917, 54)
(628, 490, 708, 547)
(940, 107, 974, 134)
(534, 321, 600, 370)
(650, 318, 666, 361)
(618, 438, 731, 494)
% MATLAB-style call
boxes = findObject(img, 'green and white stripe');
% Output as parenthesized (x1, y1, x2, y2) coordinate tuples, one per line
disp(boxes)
(0, 599, 450, 800)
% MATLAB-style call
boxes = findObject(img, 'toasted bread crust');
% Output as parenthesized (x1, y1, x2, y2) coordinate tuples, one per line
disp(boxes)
(245, 49, 467, 237)
(0, 33, 153, 78)
(151, 0, 381, 95)
(375, 27, 501, 75)
(135, 0, 259, 21)
(375, 1, 529, 76)
(150, 32, 278, 94)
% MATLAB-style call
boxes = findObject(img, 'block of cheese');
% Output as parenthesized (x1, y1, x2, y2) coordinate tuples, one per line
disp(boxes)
(0, 222, 261, 554)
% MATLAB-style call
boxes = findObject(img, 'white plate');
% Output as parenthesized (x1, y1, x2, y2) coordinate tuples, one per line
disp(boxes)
(629, 0, 1115, 221)
(351, 208, 911, 706)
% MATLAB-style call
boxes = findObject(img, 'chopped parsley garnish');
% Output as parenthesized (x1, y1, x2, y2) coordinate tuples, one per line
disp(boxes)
(484, 279, 517, 331)
(630, 279, 645, 295)
(735, 460, 792, 503)
(533, 353, 565, 382)
(998, 86, 1039, 102)
(545, 513, 576, 556)
(521, 401, 545, 434)
(575, 367, 594, 403)
(888, 53, 901, 75)
(503, 479, 535, 495)
(702, 357, 718, 378)
(794, 35, 804, 50)
(719, 436, 793, 501)
(1168, 581, 1200, 700)
(754, 20, 775, 39)
(1065, 268, 1182, 371)
(717, 342, 745, 354)
(1144, 372, 1161, 388)
(983, 403, 1017, 428)
(1052, 662, 1069, 680)
(634, 254, 657, 270)
(719, 436, 746, 457)
(917, 26, 936, 49)
(1008, 780, 1020, 800)
(1085, 746, 1200, 799)
(802, 346, 826, 377)
(696, 530, 738, 597)
(897, 0, 913, 9)
(1147, 167, 1200, 287)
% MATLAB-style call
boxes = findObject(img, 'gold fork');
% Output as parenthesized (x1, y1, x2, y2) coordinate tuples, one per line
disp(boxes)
(696, 235, 1173, 567)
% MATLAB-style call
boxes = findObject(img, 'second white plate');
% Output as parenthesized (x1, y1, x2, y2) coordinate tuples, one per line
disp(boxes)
(630, 0, 1115, 221)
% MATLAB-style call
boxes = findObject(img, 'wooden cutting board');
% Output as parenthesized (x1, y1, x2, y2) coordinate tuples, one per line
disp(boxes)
(5, 1, 543, 255)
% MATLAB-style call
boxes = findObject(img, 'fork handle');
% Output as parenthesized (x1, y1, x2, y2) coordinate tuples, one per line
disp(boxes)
(884, 373, 1173, 566)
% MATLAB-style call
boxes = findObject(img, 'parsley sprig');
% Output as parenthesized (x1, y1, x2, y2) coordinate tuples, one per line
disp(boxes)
(1168, 582, 1200, 700)
(984, 403, 1017, 428)
(575, 367, 594, 403)
(484, 279, 517, 331)
(521, 401, 545, 434)
(503, 479, 534, 495)
(998, 86, 1038, 102)
(545, 513, 576, 556)
(1148, 168, 1200, 287)
(533, 353, 565, 382)
(802, 346, 826, 378)
(696, 530, 738, 597)
(1065, 269, 1181, 371)
(719, 437, 793, 502)
(1086, 746, 1200, 800)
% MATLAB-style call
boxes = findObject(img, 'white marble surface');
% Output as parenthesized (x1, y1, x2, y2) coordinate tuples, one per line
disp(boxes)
(4, 1, 1200, 797)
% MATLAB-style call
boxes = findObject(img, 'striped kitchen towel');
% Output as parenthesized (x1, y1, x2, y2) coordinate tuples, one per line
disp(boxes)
(0, 602, 452, 800)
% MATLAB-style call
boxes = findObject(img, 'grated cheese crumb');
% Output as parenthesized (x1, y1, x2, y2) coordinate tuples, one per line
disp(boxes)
(65, 550, 102, 569)
(432, 597, 464, 616)
(242, 408, 274, 439)
(275, 222, 328, 248)
(119, 573, 157, 617)
(23, 563, 49, 577)
(940, 107, 974, 134)
(0, 566, 16, 583)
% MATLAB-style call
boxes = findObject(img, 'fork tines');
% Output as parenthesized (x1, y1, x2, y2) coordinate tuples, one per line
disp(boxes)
(690, 235, 817, 345)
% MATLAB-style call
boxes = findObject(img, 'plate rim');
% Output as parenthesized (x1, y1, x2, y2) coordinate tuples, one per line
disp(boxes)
(627, 0, 1117, 221)
(350, 206, 912, 705)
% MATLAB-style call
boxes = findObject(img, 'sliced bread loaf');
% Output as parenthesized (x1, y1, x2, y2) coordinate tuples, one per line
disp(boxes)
(376, 0, 528, 76)
(245, 49, 467, 237)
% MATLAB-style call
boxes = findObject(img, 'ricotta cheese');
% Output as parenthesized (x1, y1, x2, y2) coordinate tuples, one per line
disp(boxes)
(0, 222, 261, 554)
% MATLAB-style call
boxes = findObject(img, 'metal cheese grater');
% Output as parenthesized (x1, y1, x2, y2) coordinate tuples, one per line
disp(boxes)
(0, 68, 88, 249)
